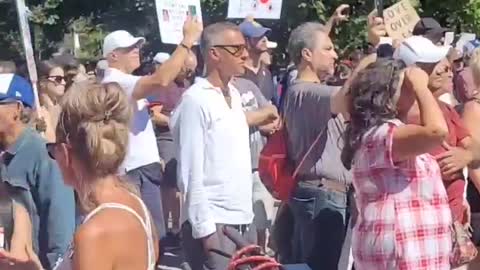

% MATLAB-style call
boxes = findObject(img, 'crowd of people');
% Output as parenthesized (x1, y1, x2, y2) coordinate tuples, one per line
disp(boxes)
(2, 3, 480, 270)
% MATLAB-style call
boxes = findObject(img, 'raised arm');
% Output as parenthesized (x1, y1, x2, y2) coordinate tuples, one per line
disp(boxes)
(324, 4, 350, 35)
(331, 53, 377, 118)
(391, 67, 448, 162)
(133, 17, 203, 100)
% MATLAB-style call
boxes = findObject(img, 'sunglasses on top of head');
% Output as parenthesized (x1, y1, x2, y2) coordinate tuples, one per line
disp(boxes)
(213, 44, 247, 57)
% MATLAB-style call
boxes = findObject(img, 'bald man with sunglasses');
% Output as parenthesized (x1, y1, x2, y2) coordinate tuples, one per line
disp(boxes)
(170, 22, 278, 270)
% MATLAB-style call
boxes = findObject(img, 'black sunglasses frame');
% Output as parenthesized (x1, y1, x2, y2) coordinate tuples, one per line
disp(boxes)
(47, 75, 65, 85)
(213, 44, 247, 57)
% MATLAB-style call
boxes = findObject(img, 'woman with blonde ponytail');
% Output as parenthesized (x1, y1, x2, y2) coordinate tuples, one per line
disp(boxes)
(0, 80, 159, 270)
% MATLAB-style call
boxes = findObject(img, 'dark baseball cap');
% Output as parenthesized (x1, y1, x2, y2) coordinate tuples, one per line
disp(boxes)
(413, 18, 449, 44)
(239, 21, 271, 39)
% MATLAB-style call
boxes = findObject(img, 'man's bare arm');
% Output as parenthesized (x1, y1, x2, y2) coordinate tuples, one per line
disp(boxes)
(325, 4, 350, 34)
(133, 17, 203, 100)
(245, 105, 279, 127)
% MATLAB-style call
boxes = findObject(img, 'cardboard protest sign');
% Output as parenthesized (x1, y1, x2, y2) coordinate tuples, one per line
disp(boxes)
(227, 0, 283, 19)
(155, 0, 203, 44)
(15, 0, 40, 109)
(383, 0, 420, 40)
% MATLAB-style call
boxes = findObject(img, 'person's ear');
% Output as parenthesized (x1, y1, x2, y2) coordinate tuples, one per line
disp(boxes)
(301, 48, 313, 63)
(210, 48, 220, 61)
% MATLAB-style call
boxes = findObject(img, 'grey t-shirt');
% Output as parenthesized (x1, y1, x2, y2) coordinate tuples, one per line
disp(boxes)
(242, 65, 276, 103)
(283, 81, 352, 185)
(232, 77, 269, 170)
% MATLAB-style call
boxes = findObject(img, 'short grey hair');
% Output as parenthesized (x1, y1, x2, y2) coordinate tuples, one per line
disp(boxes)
(288, 22, 327, 65)
(200, 22, 241, 59)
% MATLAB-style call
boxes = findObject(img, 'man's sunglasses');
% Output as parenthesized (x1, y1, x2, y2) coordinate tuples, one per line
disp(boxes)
(213, 44, 247, 57)
(48, 75, 65, 85)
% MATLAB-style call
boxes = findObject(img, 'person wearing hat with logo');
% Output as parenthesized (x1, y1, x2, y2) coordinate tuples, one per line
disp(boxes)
(397, 36, 480, 267)
(0, 74, 75, 269)
(239, 19, 278, 105)
(101, 16, 203, 251)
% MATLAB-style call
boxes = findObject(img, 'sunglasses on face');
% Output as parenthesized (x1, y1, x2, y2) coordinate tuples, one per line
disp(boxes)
(48, 75, 65, 85)
(46, 134, 70, 160)
(46, 142, 61, 160)
(213, 44, 247, 57)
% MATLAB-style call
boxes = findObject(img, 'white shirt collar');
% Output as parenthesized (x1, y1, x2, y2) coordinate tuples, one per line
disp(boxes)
(194, 77, 236, 93)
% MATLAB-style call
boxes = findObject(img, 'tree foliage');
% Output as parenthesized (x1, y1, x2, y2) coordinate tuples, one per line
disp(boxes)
(1, 0, 480, 63)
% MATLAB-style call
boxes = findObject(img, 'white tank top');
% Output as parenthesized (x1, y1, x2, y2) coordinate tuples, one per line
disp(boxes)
(54, 195, 156, 270)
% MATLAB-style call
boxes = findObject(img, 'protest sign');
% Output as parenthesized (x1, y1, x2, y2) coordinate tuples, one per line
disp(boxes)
(15, 0, 40, 109)
(444, 32, 455, 46)
(456, 33, 476, 52)
(155, 0, 203, 44)
(383, 0, 420, 40)
(227, 0, 283, 19)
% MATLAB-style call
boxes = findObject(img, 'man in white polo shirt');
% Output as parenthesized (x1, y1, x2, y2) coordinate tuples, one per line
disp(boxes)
(101, 17, 203, 248)
(170, 22, 278, 270)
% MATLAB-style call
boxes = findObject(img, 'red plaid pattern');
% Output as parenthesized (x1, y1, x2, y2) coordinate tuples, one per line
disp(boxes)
(352, 121, 452, 270)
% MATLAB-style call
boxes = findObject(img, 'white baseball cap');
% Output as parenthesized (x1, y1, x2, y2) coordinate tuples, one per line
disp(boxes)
(153, 52, 171, 64)
(396, 35, 450, 66)
(102, 30, 145, 57)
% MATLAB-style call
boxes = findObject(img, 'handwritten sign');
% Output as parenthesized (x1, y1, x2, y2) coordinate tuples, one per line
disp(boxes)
(155, 0, 203, 44)
(227, 0, 283, 19)
(383, 0, 420, 40)
(15, 0, 40, 109)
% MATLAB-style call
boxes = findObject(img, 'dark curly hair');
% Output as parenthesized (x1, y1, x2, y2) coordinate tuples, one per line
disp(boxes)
(341, 58, 406, 170)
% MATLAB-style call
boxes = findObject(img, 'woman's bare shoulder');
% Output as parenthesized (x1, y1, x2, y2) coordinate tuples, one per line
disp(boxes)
(77, 206, 145, 242)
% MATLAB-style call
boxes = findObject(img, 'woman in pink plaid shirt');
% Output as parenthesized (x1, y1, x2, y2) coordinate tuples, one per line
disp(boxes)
(341, 59, 452, 270)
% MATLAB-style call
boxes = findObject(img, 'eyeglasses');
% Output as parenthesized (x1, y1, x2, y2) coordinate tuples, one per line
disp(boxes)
(213, 44, 247, 57)
(48, 75, 65, 85)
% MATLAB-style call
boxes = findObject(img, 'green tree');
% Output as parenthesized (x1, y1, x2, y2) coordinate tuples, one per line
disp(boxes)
(3, 0, 480, 63)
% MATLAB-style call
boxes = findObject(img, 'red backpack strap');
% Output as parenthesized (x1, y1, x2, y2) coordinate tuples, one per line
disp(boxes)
(292, 125, 328, 179)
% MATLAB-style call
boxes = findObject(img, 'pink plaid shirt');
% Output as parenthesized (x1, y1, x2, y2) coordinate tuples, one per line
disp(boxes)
(352, 120, 452, 270)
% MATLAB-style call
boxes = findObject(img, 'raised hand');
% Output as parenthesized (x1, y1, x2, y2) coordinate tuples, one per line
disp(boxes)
(333, 4, 350, 23)
(403, 67, 430, 93)
(367, 10, 387, 46)
(182, 16, 203, 47)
